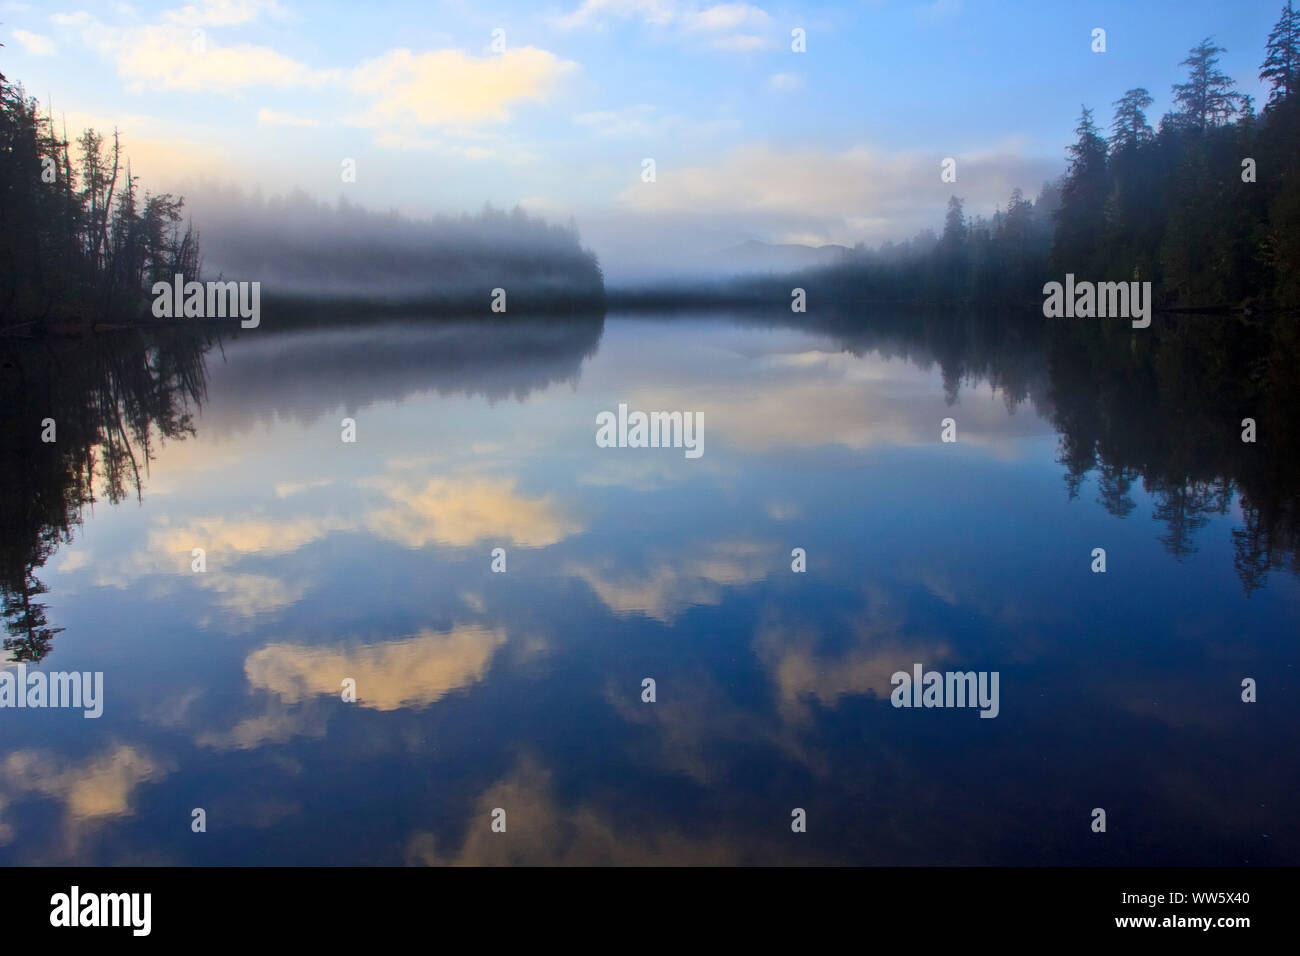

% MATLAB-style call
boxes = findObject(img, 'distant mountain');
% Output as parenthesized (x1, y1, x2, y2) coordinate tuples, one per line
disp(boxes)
(713, 239, 851, 276)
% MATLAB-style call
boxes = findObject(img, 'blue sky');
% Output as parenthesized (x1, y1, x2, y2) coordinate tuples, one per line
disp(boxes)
(0, 0, 1286, 277)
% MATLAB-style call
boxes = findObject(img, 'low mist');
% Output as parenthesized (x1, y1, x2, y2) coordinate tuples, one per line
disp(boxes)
(182, 184, 604, 303)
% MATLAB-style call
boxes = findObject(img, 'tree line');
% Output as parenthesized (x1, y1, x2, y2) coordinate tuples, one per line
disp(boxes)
(185, 185, 606, 316)
(805, 2, 1300, 311)
(0, 63, 200, 329)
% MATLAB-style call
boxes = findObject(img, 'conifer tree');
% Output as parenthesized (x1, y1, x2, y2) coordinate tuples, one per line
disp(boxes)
(1261, 0, 1300, 106)
(1170, 38, 1246, 131)
(1110, 88, 1154, 150)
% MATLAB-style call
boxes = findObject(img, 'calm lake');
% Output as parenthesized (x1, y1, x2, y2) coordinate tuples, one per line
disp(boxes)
(2, 311, 1296, 865)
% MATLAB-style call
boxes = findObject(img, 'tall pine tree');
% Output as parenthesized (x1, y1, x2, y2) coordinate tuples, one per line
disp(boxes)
(1169, 38, 1246, 131)
(1261, 0, 1300, 107)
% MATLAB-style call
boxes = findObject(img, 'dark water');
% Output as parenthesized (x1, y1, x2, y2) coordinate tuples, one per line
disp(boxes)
(1, 311, 1296, 865)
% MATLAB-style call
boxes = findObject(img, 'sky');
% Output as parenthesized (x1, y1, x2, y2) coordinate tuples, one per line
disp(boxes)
(0, 0, 1286, 280)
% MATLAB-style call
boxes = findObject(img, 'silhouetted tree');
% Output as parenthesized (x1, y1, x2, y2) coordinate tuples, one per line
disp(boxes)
(1, 570, 62, 663)
(1053, 106, 1109, 275)
(1168, 38, 1246, 132)
(0, 71, 199, 328)
(1110, 88, 1154, 151)
(1261, 0, 1300, 107)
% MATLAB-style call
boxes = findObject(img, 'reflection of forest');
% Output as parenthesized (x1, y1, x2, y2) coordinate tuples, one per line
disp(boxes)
(199, 315, 607, 433)
(0, 313, 607, 663)
(1, 304, 1296, 664)
(792, 304, 1300, 594)
(1047, 312, 1300, 593)
(0, 328, 211, 662)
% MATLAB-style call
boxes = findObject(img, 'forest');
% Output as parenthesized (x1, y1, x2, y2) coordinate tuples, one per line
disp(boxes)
(0, 65, 199, 329)
(6, 6, 1299, 323)
(792, 3, 1300, 311)
(187, 187, 606, 316)
(0, 67, 603, 329)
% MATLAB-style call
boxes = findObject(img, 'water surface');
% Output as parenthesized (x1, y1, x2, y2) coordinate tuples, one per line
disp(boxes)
(2, 312, 1296, 865)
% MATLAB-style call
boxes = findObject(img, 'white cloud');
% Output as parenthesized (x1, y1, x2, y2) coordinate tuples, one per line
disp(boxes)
(615, 141, 1058, 246)
(558, 0, 773, 49)
(708, 32, 766, 50)
(257, 107, 321, 127)
(572, 104, 738, 141)
(361, 475, 582, 548)
(371, 131, 497, 158)
(558, 0, 679, 29)
(274, 478, 334, 497)
(574, 104, 658, 137)
(568, 540, 770, 622)
(766, 71, 804, 91)
(245, 627, 509, 711)
(114, 25, 337, 91)
(349, 47, 577, 128)
(50, 4, 334, 93)
(163, 0, 284, 27)
(573, 104, 691, 138)
(1, 744, 170, 853)
(49, 12, 92, 27)
(11, 28, 55, 55)
(684, 2, 769, 32)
